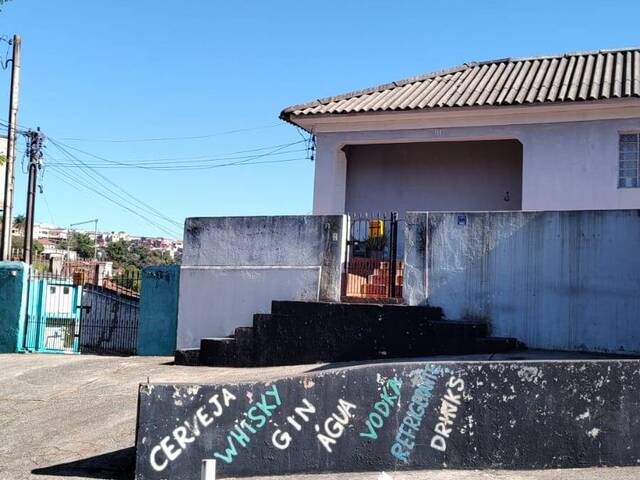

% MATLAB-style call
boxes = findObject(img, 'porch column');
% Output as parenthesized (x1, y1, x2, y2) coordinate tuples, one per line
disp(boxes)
(312, 136, 347, 214)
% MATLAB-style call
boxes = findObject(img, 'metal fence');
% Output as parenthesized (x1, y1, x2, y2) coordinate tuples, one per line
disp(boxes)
(80, 270, 140, 355)
(22, 267, 141, 355)
(343, 212, 404, 301)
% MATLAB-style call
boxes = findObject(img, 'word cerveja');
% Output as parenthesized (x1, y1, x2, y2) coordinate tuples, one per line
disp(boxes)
(359, 377, 402, 440)
(391, 365, 442, 464)
(316, 398, 357, 453)
(272, 398, 317, 450)
(150, 388, 236, 472)
(430, 376, 465, 452)
(213, 385, 282, 464)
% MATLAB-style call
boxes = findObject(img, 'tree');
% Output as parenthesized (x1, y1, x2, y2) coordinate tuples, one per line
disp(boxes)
(105, 239, 130, 265)
(105, 239, 176, 270)
(61, 233, 95, 259)
(74, 233, 95, 259)
(12, 214, 25, 233)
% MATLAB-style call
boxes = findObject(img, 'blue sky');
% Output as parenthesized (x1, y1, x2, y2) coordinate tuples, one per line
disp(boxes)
(1, 0, 639, 238)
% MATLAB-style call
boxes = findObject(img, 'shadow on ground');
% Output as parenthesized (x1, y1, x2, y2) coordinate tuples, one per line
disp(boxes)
(31, 446, 135, 479)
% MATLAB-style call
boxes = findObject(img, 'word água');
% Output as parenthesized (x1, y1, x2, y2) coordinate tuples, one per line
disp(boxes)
(316, 398, 357, 453)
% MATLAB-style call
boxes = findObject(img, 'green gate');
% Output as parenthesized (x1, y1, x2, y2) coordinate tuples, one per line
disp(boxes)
(23, 270, 83, 354)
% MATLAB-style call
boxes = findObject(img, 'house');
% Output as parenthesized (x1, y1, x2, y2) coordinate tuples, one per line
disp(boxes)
(281, 47, 640, 216)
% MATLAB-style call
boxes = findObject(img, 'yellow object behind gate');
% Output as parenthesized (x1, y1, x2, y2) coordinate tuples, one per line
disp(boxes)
(368, 219, 384, 238)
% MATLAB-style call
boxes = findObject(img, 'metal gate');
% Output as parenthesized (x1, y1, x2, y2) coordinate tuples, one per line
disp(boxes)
(23, 271, 83, 353)
(343, 212, 403, 301)
(23, 267, 140, 355)
(80, 271, 140, 355)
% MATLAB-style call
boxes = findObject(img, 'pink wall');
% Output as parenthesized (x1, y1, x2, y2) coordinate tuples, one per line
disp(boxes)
(344, 140, 522, 215)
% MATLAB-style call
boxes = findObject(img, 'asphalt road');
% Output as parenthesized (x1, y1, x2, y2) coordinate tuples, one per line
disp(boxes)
(0, 354, 638, 480)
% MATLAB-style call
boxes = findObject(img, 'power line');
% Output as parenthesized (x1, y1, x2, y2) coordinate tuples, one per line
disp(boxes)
(56, 140, 307, 164)
(48, 155, 309, 171)
(58, 123, 286, 143)
(46, 144, 308, 169)
(47, 167, 182, 238)
(47, 139, 183, 231)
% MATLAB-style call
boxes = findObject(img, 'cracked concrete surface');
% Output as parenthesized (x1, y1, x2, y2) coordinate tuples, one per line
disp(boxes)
(0, 354, 316, 480)
(0, 354, 638, 480)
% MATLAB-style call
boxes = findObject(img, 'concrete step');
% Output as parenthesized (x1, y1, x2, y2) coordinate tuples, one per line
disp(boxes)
(234, 327, 256, 367)
(199, 337, 236, 366)
(360, 283, 389, 296)
(174, 348, 200, 366)
(367, 273, 404, 286)
(475, 336, 526, 353)
(252, 302, 489, 366)
(197, 302, 525, 368)
(270, 300, 444, 320)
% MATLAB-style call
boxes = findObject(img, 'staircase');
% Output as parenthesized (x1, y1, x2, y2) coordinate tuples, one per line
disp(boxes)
(343, 258, 404, 298)
(191, 301, 525, 367)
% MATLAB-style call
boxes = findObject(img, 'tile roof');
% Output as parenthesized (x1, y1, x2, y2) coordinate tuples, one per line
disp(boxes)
(281, 47, 640, 120)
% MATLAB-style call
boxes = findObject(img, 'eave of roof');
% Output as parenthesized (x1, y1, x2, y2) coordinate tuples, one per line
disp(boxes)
(280, 47, 640, 124)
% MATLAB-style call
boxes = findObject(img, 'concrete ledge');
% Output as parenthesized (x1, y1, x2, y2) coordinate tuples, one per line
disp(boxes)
(135, 359, 640, 478)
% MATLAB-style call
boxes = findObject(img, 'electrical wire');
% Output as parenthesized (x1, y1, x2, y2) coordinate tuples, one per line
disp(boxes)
(46, 144, 308, 169)
(55, 140, 307, 165)
(47, 140, 183, 231)
(0, 35, 12, 70)
(47, 166, 182, 238)
(58, 123, 286, 143)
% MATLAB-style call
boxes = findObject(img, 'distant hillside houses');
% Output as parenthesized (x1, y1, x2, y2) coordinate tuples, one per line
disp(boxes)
(30, 223, 183, 259)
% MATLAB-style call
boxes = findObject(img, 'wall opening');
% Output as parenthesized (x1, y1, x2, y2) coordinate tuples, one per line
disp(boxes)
(345, 139, 523, 214)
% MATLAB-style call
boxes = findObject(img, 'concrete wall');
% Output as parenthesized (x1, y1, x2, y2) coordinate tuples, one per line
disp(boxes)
(135, 359, 640, 478)
(176, 215, 347, 349)
(138, 265, 180, 356)
(313, 118, 640, 214)
(345, 140, 522, 214)
(0, 262, 28, 352)
(404, 210, 640, 353)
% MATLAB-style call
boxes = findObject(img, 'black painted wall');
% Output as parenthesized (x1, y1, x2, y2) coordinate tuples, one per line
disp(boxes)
(135, 360, 640, 479)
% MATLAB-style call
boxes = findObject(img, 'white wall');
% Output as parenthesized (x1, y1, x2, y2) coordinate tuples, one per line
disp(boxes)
(176, 215, 346, 350)
(312, 117, 640, 214)
(404, 210, 640, 354)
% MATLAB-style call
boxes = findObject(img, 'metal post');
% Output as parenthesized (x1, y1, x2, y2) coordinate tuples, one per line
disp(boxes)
(201, 459, 216, 480)
(1, 35, 21, 260)
(66, 225, 71, 266)
(388, 212, 398, 298)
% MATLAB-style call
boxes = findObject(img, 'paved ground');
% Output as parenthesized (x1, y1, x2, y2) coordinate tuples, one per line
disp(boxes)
(0, 353, 316, 480)
(0, 353, 638, 480)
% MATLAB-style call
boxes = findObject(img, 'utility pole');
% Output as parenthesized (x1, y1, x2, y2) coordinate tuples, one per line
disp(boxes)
(23, 128, 45, 265)
(1, 34, 21, 261)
